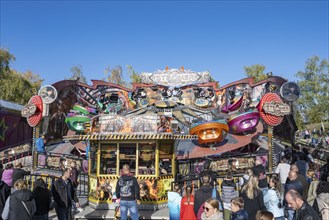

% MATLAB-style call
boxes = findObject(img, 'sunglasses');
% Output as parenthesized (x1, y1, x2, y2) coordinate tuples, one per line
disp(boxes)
(203, 206, 213, 212)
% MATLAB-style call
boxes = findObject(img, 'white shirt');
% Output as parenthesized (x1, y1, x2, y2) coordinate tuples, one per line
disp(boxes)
(275, 163, 291, 183)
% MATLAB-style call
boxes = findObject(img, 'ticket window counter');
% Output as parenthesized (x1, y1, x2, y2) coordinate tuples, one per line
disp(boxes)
(88, 140, 176, 209)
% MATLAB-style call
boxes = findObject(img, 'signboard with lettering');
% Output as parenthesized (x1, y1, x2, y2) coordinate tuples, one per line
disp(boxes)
(141, 68, 211, 87)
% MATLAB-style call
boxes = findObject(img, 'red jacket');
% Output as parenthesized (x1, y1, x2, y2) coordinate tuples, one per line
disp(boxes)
(180, 195, 197, 220)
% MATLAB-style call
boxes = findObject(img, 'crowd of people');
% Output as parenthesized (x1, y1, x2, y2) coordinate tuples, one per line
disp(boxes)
(0, 160, 82, 220)
(175, 154, 329, 220)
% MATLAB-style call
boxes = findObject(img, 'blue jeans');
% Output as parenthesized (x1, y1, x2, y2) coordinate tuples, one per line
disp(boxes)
(275, 217, 285, 220)
(120, 200, 139, 220)
(287, 208, 295, 220)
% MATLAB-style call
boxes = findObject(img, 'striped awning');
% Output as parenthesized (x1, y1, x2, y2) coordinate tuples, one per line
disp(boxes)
(64, 133, 198, 141)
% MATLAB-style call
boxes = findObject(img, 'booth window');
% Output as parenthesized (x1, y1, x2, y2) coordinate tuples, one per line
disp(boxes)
(159, 143, 173, 175)
(119, 143, 136, 175)
(138, 144, 155, 175)
(100, 144, 117, 175)
(89, 143, 97, 174)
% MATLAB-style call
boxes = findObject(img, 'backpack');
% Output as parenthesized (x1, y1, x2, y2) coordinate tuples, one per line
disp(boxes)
(317, 197, 329, 219)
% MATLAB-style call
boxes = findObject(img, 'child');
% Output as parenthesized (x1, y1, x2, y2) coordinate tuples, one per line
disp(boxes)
(221, 171, 238, 220)
(231, 197, 248, 220)
(180, 185, 197, 220)
(255, 210, 274, 220)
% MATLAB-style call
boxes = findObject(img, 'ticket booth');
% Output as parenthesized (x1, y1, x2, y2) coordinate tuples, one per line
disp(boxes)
(87, 134, 180, 210)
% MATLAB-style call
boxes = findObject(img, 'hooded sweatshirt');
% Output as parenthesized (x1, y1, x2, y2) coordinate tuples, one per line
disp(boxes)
(115, 174, 140, 201)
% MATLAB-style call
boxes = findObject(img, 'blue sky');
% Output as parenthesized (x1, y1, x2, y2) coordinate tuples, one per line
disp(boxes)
(1, 1, 328, 87)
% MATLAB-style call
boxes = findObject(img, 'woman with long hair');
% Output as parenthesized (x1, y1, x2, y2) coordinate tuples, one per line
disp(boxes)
(240, 175, 266, 220)
(264, 175, 284, 220)
(33, 178, 51, 220)
(180, 185, 197, 220)
(1, 179, 35, 220)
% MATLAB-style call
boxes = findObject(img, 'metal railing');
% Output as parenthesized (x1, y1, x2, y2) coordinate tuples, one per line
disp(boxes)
(171, 172, 275, 193)
(24, 172, 89, 197)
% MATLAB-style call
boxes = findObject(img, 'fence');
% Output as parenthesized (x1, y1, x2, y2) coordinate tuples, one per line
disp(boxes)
(24, 172, 89, 197)
(172, 172, 275, 193)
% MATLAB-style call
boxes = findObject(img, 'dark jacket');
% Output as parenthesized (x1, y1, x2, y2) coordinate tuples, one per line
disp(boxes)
(294, 201, 321, 220)
(69, 167, 79, 188)
(0, 181, 11, 220)
(284, 179, 304, 206)
(252, 164, 268, 188)
(231, 209, 248, 220)
(12, 168, 30, 186)
(33, 186, 51, 216)
(296, 173, 309, 201)
(51, 177, 78, 208)
(9, 189, 35, 220)
(241, 189, 266, 220)
(199, 169, 217, 186)
(115, 174, 140, 201)
(193, 185, 221, 215)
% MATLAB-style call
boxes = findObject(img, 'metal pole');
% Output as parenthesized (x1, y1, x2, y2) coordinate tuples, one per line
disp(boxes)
(32, 126, 40, 172)
(268, 126, 273, 173)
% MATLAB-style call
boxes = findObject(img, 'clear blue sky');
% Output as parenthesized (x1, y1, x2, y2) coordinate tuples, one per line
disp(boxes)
(1, 1, 328, 87)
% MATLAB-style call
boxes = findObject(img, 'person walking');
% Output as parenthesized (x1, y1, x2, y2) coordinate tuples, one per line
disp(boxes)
(252, 159, 268, 195)
(0, 180, 11, 220)
(285, 190, 320, 220)
(1, 179, 36, 220)
(264, 175, 284, 220)
(1, 164, 14, 187)
(220, 171, 238, 220)
(312, 181, 329, 219)
(69, 161, 83, 213)
(231, 197, 248, 220)
(12, 162, 30, 186)
(255, 210, 274, 220)
(51, 168, 79, 220)
(240, 175, 266, 220)
(275, 157, 290, 189)
(180, 185, 197, 220)
(284, 171, 304, 220)
(289, 164, 308, 201)
(33, 178, 51, 220)
(115, 164, 140, 220)
(199, 160, 217, 187)
(194, 174, 223, 219)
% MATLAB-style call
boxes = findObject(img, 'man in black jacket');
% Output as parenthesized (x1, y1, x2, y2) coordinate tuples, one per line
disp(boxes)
(285, 190, 320, 220)
(194, 174, 223, 217)
(51, 168, 79, 220)
(0, 181, 11, 220)
(284, 171, 304, 220)
(116, 164, 140, 220)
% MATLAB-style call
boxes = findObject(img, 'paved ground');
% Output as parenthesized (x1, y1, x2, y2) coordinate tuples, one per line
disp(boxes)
(48, 198, 169, 220)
